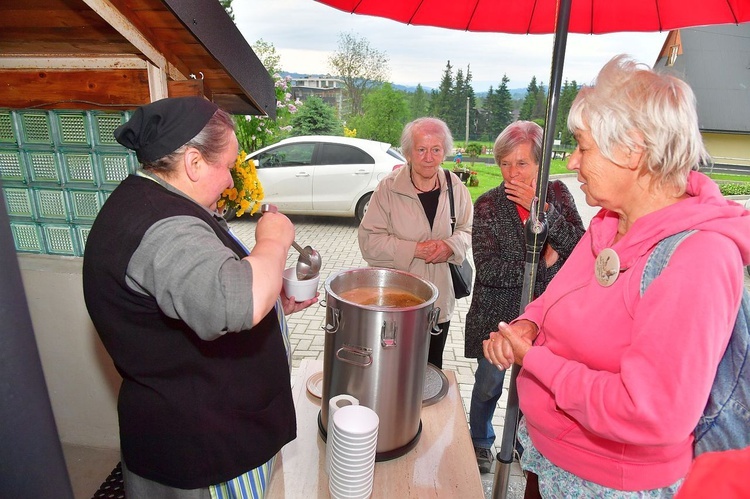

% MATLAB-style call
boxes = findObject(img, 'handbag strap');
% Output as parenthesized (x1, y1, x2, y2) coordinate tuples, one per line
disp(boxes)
(444, 169, 456, 234)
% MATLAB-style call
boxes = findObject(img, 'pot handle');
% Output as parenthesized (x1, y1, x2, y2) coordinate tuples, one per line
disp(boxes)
(323, 307, 340, 333)
(381, 320, 397, 348)
(428, 307, 441, 336)
(336, 344, 373, 367)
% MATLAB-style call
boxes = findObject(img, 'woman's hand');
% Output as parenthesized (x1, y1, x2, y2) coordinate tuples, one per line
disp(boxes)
(483, 320, 538, 369)
(280, 289, 319, 315)
(415, 239, 454, 263)
(543, 244, 559, 267)
(505, 179, 536, 211)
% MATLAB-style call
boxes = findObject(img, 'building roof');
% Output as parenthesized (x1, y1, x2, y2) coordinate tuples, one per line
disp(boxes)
(0, 0, 274, 117)
(655, 23, 750, 134)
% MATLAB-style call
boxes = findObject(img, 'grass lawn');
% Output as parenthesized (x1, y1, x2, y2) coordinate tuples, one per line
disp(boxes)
(446, 162, 750, 202)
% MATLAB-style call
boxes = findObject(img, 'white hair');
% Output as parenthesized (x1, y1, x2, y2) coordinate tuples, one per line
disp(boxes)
(401, 117, 453, 163)
(568, 54, 711, 193)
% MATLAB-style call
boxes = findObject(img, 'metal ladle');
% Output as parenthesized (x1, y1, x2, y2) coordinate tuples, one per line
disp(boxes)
(260, 203, 322, 280)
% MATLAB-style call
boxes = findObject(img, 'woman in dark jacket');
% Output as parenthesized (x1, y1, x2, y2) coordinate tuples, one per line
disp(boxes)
(465, 121, 585, 474)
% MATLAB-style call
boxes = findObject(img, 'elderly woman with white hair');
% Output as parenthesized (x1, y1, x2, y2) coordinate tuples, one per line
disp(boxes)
(359, 117, 473, 368)
(484, 55, 750, 497)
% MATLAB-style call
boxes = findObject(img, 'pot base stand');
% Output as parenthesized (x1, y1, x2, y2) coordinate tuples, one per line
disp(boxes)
(317, 411, 422, 462)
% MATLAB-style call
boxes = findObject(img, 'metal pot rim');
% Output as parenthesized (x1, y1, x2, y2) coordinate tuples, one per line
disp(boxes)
(324, 267, 438, 310)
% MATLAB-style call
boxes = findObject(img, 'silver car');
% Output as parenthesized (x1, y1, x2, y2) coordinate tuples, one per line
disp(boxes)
(248, 136, 405, 222)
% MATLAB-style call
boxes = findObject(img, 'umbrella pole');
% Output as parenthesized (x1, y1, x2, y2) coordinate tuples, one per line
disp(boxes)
(491, 0, 572, 497)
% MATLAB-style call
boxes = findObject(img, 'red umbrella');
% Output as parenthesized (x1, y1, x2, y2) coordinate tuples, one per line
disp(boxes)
(316, 0, 749, 33)
(314, 1, 750, 497)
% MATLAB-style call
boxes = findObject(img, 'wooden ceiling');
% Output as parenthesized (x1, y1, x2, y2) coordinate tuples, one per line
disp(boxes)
(0, 0, 275, 117)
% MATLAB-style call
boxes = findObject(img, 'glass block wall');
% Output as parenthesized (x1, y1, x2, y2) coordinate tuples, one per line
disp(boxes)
(1, 109, 138, 256)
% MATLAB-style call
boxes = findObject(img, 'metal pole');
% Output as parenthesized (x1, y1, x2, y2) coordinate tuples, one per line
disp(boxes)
(491, 0, 572, 496)
(465, 96, 470, 147)
(0, 185, 74, 498)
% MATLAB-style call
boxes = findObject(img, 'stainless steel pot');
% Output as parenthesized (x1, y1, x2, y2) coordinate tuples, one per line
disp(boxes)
(320, 267, 440, 460)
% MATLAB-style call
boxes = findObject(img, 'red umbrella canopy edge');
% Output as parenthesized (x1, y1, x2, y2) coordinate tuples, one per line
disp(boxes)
(316, 0, 750, 34)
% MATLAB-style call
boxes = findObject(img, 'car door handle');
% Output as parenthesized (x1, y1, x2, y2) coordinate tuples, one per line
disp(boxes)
(295, 172, 311, 177)
(354, 169, 369, 175)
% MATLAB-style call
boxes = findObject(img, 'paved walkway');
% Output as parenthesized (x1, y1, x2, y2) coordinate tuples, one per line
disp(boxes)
(229, 177, 750, 499)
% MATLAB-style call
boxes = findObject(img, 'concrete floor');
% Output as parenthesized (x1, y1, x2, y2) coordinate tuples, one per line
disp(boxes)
(62, 443, 120, 499)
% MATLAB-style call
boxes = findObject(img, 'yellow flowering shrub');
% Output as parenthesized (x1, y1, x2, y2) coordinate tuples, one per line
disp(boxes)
(216, 152, 264, 218)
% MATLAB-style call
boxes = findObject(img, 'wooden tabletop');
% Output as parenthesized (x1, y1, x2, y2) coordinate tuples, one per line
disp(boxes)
(266, 359, 484, 498)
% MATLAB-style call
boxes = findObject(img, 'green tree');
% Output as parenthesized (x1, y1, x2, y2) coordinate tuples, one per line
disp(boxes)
(494, 75, 514, 133)
(555, 80, 579, 147)
(532, 82, 548, 123)
(464, 143, 483, 167)
(430, 60, 454, 120)
(220, 0, 234, 20)
(350, 83, 408, 145)
(519, 76, 539, 121)
(450, 67, 466, 136)
(290, 96, 343, 136)
(485, 74, 513, 140)
(233, 40, 296, 153)
(455, 66, 478, 142)
(328, 32, 390, 117)
(251, 38, 282, 75)
(408, 84, 430, 120)
(476, 89, 492, 141)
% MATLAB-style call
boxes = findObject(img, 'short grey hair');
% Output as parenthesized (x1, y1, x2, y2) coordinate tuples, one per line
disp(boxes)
(567, 54, 710, 193)
(493, 121, 543, 166)
(400, 117, 453, 163)
(143, 108, 236, 174)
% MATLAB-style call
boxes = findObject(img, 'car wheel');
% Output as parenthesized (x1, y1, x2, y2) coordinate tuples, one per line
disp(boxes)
(355, 193, 372, 223)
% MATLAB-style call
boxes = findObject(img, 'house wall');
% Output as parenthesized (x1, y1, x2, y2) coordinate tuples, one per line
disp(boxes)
(18, 253, 120, 450)
(703, 132, 750, 167)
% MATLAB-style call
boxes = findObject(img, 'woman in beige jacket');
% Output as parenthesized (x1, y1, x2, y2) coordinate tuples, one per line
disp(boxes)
(358, 117, 473, 368)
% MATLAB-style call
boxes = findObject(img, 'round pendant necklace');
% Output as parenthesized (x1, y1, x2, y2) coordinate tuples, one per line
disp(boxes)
(595, 248, 621, 287)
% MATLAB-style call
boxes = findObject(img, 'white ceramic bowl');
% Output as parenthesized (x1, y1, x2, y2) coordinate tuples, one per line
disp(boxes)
(282, 267, 319, 302)
(332, 425, 378, 444)
(332, 405, 379, 436)
(329, 473, 374, 498)
(331, 453, 375, 475)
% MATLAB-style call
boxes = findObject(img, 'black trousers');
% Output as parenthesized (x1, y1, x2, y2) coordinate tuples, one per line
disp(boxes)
(428, 321, 450, 369)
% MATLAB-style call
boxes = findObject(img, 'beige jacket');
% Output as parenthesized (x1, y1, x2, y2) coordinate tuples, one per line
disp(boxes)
(358, 166, 473, 322)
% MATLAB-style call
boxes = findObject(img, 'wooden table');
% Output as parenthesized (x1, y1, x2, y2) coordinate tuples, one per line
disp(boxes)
(266, 359, 484, 498)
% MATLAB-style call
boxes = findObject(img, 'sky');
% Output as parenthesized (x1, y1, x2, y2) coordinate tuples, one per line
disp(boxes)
(234, 0, 668, 92)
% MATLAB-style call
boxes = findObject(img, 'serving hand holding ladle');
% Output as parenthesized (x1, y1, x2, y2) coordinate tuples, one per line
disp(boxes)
(260, 203, 322, 280)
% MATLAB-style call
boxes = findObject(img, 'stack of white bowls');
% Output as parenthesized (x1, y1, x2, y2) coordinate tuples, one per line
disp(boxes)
(328, 404, 379, 499)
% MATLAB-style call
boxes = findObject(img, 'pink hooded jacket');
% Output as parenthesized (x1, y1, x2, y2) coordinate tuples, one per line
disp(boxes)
(517, 171, 750, 491)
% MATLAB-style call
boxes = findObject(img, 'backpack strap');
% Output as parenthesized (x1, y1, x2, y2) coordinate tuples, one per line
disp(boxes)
(640, 230, 697, 296)
(641, 229, 750, 455)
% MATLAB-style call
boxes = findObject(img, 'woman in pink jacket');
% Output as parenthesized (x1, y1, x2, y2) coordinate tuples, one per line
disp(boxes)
(484, 55, 750, 497)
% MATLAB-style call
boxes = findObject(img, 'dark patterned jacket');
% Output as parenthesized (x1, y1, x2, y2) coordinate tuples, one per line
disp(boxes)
(464, 179, 585, 358)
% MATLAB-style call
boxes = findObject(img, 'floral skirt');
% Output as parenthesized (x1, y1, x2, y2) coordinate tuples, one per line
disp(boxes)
(517, 418, 683, 498)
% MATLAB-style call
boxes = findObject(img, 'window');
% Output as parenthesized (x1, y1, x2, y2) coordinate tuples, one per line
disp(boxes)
(255, 143, 315, 168)
(318, 143, 374, 165)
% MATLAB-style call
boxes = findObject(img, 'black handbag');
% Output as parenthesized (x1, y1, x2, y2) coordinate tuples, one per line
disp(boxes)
(444, 170, 473, 299)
